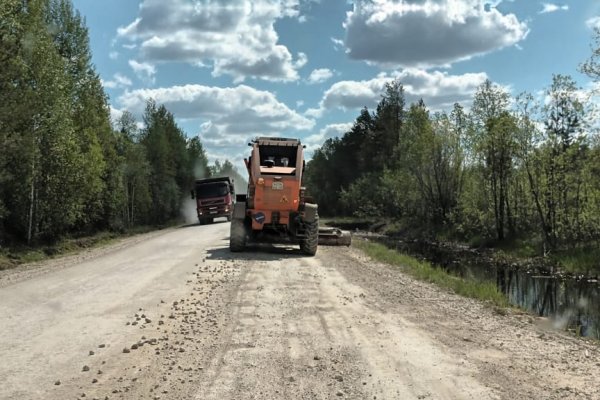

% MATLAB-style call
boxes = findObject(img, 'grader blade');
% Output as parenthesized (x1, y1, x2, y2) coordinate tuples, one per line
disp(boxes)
(318, 227, 352, 246)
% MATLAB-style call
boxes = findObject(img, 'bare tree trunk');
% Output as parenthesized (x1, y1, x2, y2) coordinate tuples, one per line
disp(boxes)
(27, 157, 35, 245)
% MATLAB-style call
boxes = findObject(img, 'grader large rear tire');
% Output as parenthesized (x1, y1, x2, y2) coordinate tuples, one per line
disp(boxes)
(300, 214, 319, 256)
(230, 218, 246, 252)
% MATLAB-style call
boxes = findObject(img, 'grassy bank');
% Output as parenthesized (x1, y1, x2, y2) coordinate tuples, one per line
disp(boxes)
(354, 238, 509, 308)
(325, 217, 600, 276)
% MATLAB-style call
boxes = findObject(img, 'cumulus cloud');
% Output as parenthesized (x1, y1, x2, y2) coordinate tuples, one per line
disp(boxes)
(102, 73, 133, 89)
(539, 3, 568, 14)
(344, 0, 528, 68)
(117, 84, 315, 146)
(306, 69, 488, 117)
(305, 122, 353, 147)
(129, 60, 156, 83)
(307, 68, 334, 84)
(117, 0, 307, 82)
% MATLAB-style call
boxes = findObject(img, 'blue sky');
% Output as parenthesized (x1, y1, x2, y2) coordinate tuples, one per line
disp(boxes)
(73, 0, 600, 165)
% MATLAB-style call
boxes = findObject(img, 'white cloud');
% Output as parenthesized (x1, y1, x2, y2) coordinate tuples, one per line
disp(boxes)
(129, 60, 156, 83)
(307, 68, 334, 84)
(331, 37, 345, 51)
(307, 69, 489, 117)
(305, 122, 353, 146)
(117, 84, 315, 144)
(101, 73, 133, 89)
(539, 3, 568, 14)
(117, 0, 307, 82)
(586, 16, 600, 29)
(109, 106, 124, 125)
(344, 0, 528, 68)
(109, 51, 119, 60)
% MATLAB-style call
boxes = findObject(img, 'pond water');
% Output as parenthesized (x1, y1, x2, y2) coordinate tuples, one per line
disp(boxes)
(374, 236, 600, 339)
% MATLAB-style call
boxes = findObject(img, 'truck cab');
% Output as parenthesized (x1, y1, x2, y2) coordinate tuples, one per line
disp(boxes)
(191, 177, 234, 224)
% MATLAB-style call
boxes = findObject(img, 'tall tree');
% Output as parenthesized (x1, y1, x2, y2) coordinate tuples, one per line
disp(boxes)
(471, 80, 515, 240)
(482, 112, 518, 240)
(47, 0, 114, 229)
(141, 100, 190, 224)
(116, 111, 151, 227)
(580, 26, 600, 81)
(371, 80, 405, 171)
(0, 0, 28, 238)
(3, 0, 89, 242)
(540, 75, 586, 245)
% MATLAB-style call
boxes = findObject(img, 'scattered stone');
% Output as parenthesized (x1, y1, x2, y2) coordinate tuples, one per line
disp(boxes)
(89, 350, 95, 356)
(123, 348, 131, 353)
(336, 391, 344, 397)
(54, 380, 61, 386)
(92, 378, 98, 384)
(334, 375, 343, 382)
(145, 318, 152, 324)
(98, 344, 106, 348)
(131, 344, 139, 350)
(82, 365, 90, 372)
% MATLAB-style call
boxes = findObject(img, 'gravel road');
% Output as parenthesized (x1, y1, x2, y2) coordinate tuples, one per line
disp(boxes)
(0, 221, 598, 400)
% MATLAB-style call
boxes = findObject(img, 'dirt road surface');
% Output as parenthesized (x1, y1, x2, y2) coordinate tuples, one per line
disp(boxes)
(1, 222, 598, 400)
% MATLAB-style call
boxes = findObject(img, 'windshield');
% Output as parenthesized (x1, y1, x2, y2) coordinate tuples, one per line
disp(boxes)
(195, 183, 229, 198)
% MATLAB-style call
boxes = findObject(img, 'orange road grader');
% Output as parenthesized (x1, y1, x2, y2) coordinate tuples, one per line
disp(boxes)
(229, 137, 351, 255)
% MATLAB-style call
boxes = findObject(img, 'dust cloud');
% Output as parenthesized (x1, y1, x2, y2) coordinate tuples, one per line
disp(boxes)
(180, 197, 198, 225)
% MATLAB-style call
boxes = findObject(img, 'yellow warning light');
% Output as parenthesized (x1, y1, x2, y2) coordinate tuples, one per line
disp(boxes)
(257, 178, 265, 185)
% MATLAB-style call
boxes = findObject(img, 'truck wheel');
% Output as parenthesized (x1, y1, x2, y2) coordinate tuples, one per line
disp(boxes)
(230, 218, 246, 252)
(300, 213, 319, 256)
(227, 214, 232, 222)
(198, 218, 205, 225)
(207, 218, 214, 224)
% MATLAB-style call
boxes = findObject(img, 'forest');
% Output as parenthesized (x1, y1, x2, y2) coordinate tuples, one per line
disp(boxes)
(3, 0, 600, 268)
(0, 0, 238, 245)
(305, 31, 600, 262)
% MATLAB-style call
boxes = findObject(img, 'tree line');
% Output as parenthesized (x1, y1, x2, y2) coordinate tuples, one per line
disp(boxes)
(306, 41, 600, 253)
(0, 0, 236, 245)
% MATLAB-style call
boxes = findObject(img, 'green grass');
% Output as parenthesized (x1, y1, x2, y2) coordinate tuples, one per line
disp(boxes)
(552, 246, 600, 275)
(354, 238, 509, 308)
